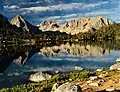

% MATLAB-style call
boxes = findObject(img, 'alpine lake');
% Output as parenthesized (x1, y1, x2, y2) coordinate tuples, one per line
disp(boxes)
(0, 40, 120, 88)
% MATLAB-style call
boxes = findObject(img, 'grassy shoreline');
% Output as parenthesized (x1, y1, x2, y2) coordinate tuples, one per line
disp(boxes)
(1, 69, 110, 92)
(0, 70, 94, 92)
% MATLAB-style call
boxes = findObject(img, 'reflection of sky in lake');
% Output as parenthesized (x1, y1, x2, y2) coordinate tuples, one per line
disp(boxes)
(0, 49, 119, 88)
(4, 50, 119, 74)
(25, 51, 116, 70)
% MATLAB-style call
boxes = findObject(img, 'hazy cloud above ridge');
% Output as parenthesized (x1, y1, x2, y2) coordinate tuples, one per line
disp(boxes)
(1, 0, 120, 25)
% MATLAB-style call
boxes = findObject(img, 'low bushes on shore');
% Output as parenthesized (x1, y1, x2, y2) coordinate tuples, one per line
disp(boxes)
(0, 71, 94, 92)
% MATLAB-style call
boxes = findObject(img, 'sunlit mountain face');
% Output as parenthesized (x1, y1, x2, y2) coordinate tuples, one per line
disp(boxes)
(0, 0, 120, 25)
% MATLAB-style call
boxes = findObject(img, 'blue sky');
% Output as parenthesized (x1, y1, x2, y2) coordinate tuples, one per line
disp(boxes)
(0, 0, 120, 25)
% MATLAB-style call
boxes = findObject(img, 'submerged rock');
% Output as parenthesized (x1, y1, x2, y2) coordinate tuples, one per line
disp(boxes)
(29, 71, 52, 82)
(75, 66, 83, 71)
(53, 82, 82, 92)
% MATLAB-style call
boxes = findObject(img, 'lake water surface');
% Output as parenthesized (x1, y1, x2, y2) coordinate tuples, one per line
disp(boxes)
(0, 41, 119, 88)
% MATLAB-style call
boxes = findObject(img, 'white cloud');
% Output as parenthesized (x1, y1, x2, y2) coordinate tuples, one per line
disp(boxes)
(4, 5, 19, 9)
(63, 14, 77, 18)
(20, 1, 43, 5)
(43, 9, 114, 24)
(22, 1, 109, 13)
(80, 1, 108, 9)
(84, 10, 114, 16)
(4, 0, 120, 24)
(23, 6, 50, 12)
(47, 16, 61, 19)
(46, 14, 77, 20)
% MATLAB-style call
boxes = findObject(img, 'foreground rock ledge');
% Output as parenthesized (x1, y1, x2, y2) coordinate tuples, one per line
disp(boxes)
(51, 82, 82, 92)
(29, 71, 52, 82)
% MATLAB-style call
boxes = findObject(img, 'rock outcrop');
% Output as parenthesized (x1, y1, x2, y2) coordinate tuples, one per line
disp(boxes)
(11, 15, 41, 33)
(0, 14, 25, 37)
(39, 20, 60, 31)
(110, 63, 120, 70)
(39, 16, 113, 35)
(52, 82, 82, 92)
(29, 71, 52, 82)
(51, 83, 59, 92)
(40, 43, 109, 57)
(75, 66, 83, 71)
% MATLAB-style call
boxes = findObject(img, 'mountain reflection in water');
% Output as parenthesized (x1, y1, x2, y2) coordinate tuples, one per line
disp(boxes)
(0, 41, 119, 88)
(40, 42, 108, 57)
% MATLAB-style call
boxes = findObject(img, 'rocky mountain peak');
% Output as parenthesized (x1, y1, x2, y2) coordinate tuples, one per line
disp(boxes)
(39, 20, 59, 31)
(39, 16, 113, 35)
(40, 20, 56, 26)
(11, 15, 30, 31)
(11, 15, 41, 33)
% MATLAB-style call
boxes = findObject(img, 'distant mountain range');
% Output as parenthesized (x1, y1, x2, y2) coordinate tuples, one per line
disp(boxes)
(9, 14, 113, 35)
(38, 16, 113, 35)
(0, 14, 68, 40)
(0, 13, 115, 39)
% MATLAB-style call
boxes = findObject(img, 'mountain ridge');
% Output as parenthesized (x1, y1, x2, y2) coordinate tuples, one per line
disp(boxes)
(0, 14, 69, 41)
(39, 16, 113, 35)
(10, 15, 42, 34)
(10, 15, 114, 35)
(0, 13, 116, 40)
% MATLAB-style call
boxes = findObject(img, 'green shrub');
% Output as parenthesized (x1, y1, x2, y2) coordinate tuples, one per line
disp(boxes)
(0, 71, 92, 92)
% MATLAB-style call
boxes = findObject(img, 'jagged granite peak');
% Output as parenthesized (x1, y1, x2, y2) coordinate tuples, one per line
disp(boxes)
(40, 20, 56, 26)
(11, 15, 32, 31)
(0, 14, 24, 33)
(39, 20, 59, 31)
(11, 15, 41, 33)
(39, 16, 113, 35)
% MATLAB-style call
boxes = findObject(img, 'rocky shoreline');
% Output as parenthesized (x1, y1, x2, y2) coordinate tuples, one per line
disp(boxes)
(1, 64, 120, 92)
